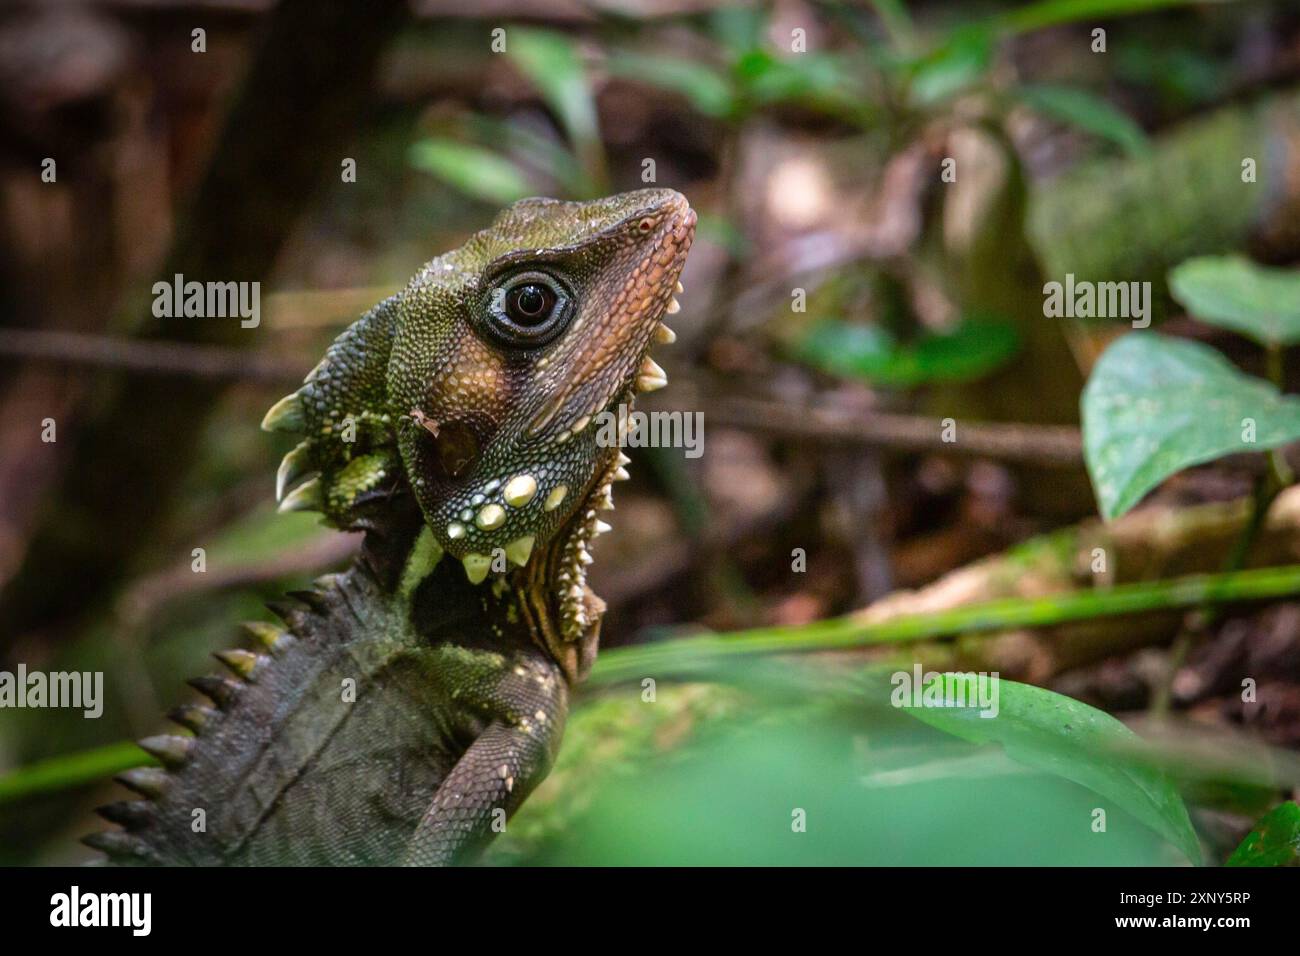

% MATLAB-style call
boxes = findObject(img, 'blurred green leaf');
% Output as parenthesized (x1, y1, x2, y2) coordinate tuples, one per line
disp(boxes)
(709, 6, 766, 56)
(1082, 333, 1300, 520)
(606, 51, 735, 118)
(1226, 801, 1300, 866)
(907, 31, 991, 106)
(903, 676, 1202, 864)
(206, 507, 330, 567)
(924, 0, 1217, 93)
(0, 742, 154, 804)
(792, 316, 1020, 387)
(1115, 44, 1228, 108)
(995, 0, 1224, 36)
(409, 138, 533, 205)
(507, 29, 607, 194)
(910, 318, 1021, 381)
(1169, 256, 1300, 348)
(1018, 84, 1150, 156)
(795, 319, 896, 380)
(733, 49, 869, 122)
(459, 113, 586, 197)
(695, 212, 751, 257)
(867, 0, 919, 54)
(530, 695, 1187, 865)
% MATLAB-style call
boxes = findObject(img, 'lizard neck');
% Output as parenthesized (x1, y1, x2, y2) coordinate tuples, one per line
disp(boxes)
(364, 460, 612, 685)
(514, 441, 619, 683)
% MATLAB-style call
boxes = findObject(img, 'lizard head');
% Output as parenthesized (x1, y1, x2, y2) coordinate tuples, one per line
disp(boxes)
(264, 188, 694, 677)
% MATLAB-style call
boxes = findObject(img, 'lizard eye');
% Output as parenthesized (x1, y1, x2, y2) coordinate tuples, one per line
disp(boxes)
(506, 283, 554, 325)
(483, 271, 572, 348)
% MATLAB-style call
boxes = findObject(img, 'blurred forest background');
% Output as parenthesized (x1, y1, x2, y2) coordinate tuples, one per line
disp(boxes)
(3, 0, 1300, 866)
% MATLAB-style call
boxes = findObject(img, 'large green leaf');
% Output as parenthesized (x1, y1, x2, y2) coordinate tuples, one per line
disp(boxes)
(409, 139, 532, 205)
(1226, 801, 1300, 866)
(505, 662, 1196, 864)
(1169, 256, 1300, 347)
(902, 675, 1202, 864)
(1082, 333, 1300, 520)
(1018, 84, 1150, 157)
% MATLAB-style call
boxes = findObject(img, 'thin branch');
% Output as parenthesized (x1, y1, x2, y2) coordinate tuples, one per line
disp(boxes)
(649, 389, 1083, 464)
(0, 329, 300, 384)
(3, 332, 1082, 464)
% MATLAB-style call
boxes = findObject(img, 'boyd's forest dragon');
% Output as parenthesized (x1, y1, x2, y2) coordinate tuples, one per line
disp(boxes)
(84, 188, 696, 865)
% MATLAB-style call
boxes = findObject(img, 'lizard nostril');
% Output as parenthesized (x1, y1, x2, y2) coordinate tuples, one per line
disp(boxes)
(637, 217, 654, 233)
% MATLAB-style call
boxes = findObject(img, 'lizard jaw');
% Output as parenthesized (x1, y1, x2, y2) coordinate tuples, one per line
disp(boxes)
(527, 271, 688, 680)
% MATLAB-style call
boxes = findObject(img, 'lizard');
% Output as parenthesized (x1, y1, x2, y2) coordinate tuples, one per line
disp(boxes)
(83, 187, 695, 866)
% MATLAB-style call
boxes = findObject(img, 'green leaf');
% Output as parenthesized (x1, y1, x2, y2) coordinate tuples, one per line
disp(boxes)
(1226, 801, 1300, 866)
(409, 139, 532, 205)
(986, 0, 1219, 37)
(866, 0, 918, 54)
(210, 507, 328, 566)
(519, 670, 1193, 865)
(0, 742, 154, 804)
(462, 113, 586, 197)
(709, 6, 765, 57)
(1018, 84, 1150, 156)
(792, 319, 896, 381)
(1169, 256, 1300, 347)
(694, 213, 750, 258)
(506, 29, 606, 193)
(732, 49, 869, 123)
(911, 319, 1021, 381)
(906, 31, 991, 106)
(606, 52, 735, 118)
(1115, 45, 1228, 108)
(923, 1, 1212, 95)
(1082, 333, 1300, 520)
(791, 316, 1020, 387)
(902, 676, 1202, 864)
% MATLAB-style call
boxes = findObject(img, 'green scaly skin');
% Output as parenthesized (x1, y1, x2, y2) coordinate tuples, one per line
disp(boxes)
(84, 189, 696, 866)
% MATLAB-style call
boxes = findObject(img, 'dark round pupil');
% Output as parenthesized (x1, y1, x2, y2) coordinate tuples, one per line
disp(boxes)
(509, 284, 550, 323)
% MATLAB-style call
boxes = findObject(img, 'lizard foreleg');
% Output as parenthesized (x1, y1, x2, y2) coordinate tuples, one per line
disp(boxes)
(404, 653, 567, 865)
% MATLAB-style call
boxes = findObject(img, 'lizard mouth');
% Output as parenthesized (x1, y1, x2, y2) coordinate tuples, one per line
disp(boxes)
(544, 204, 695, 659)
(549, 293, 683, 645)
(504, 194, 694, 684)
